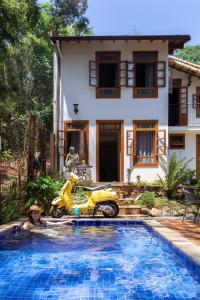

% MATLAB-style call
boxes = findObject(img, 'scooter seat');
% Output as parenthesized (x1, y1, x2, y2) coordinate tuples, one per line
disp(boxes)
(82, 184, 112, 191)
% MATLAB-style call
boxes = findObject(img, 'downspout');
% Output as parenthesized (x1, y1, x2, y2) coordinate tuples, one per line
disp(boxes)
(55, 40, 62, 171)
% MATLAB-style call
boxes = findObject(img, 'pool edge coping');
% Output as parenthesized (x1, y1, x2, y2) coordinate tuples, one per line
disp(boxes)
(1, 218, 200, 266)
(144, 219, 200, 266)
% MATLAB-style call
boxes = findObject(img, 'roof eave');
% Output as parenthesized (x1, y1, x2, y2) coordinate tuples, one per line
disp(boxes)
(51, 35, 191, 51)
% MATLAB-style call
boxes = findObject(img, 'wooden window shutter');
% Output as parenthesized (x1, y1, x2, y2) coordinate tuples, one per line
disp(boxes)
(126, 62, 135, 87)
(168, 68, 173, 94)
(193, 94, 197, 108)
(89, 60, 97, 86)
(126, 130, 136, 156)
(180, 86, 188, 126)
(79, 129, 85, 160)
(156, 129, 166, 156)
(120, 61, 127, 86)
(58, 130, 65, 158)
(157, 61, 166, 87)
(181, 86, 188, 107)
(195, 88, 200, 118)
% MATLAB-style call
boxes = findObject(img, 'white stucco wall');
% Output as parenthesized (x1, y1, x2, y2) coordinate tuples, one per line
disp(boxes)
(169, 132, 197, 170)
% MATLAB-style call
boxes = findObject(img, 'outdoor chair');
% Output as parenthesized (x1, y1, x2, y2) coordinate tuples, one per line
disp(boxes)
(182, 188, 200, 223)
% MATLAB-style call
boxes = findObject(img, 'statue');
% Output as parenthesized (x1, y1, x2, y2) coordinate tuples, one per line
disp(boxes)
(65, 146, 79, 172)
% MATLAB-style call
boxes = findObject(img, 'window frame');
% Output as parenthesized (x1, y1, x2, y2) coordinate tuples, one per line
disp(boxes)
(169, 133, 185, 150)
(133, 120, 158, 167)
(133, 51, 158, 99)
(95, 51, 121, 99)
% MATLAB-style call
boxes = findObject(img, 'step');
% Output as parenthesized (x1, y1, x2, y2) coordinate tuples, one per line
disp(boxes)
(119, 206, 141, 215)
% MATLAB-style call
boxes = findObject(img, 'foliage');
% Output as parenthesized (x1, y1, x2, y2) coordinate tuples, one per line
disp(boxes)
(51, 0, 88, 34)
(0, 150, 13, 161)
(176, 45, 200, 64)
(73, 186, 87, 203)
(0, 0, 92, 154)
(156, 153, 194, 198)
(1, 180, 24, 224)
(137, 192, 156, 209)
(26, 176, 62, 212)
(192, 177, 200, 200)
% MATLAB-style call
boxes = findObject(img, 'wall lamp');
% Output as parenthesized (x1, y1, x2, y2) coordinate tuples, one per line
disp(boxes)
(73, 103, 79, 114)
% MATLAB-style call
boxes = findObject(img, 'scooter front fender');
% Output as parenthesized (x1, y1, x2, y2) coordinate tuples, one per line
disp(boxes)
(52, 197, 65, 209)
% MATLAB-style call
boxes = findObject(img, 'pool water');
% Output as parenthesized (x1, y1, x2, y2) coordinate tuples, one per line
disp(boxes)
(0, 222, 200, 300)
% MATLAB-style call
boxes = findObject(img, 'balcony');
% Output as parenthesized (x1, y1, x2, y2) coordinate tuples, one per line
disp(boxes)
(169, 104, 200, 126)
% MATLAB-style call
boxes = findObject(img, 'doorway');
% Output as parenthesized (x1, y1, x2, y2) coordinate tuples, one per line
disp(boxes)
(169, 79, 182, 126)
(168, 79, 187, 126)
(96, 121, 124, 182)
(196, 135, 200, 177)
(64, 121, 89, 162)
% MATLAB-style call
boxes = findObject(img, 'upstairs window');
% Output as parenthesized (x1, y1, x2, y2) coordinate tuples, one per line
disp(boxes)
(127, 121, 166, 166)
(96, 52, 120, 98)
(89, 52, 123, 98)
(89, 51, 166, 99)
(133, 52, 158, 98)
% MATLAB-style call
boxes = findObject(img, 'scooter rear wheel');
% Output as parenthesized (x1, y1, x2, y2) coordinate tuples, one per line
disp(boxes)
(102, 201, 119, 218)
(50, 206, 66, 218)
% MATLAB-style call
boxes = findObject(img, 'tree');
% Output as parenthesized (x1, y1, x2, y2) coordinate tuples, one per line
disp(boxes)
(51, 0, 88, 34)
(0, 0, 92, 154)
(176, 45, 200, 65)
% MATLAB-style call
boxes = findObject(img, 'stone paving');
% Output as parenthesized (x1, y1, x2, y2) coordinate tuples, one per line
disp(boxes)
(160, 220, 200, 246)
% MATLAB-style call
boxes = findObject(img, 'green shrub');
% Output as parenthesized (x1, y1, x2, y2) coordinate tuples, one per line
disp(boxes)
(1, 180, 24, 224)
(156, 153, 194, 198)
(0, 149, 13, 161)
(138, 192, 156, 209)
(73, 186, 87, 203)
(26, 176, 63, 213)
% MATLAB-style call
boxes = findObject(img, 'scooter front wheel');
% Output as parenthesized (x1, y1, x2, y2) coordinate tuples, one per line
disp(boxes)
(102, 201, 119, 218)
(50, 206, 66, 218)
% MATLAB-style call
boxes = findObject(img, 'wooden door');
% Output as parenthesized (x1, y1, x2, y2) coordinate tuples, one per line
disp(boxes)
(196, 135, 200, 176)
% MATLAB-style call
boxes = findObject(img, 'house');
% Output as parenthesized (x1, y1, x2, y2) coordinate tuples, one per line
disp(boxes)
(51, 34, 200, 183)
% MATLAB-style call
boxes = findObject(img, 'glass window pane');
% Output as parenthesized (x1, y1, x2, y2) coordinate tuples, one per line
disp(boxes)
(67, 131, 80, 154)
(137, 123, 154, 129)
(68, 124, 84, 129)
(98, 63, 118, 87)
(136, 131, 155, 163)
(134, 53, 157, 62)
(135, 63, 155, 88)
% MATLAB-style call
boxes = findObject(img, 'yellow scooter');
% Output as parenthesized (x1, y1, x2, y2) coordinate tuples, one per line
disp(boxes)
(50, 173, 119, 218)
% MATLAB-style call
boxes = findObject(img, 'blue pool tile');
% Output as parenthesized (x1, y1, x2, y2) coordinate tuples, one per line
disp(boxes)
(0, 222, 199, 300)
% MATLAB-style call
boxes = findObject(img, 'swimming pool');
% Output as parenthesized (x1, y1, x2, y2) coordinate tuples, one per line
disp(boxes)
(0, 221, 199, 300)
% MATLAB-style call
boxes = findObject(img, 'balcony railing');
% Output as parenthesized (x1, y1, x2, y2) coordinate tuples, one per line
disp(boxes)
(169, 104, 200, 126)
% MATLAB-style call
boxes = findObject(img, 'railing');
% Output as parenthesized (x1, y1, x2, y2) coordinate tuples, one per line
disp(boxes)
(168, 104, 200, 126)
